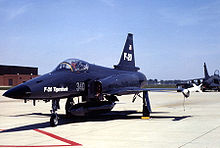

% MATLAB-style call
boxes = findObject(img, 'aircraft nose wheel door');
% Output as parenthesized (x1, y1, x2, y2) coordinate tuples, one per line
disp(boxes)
(50, 99, 60, 127)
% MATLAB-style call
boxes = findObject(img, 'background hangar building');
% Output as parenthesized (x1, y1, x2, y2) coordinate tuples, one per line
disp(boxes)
(0, 65, 38, 86)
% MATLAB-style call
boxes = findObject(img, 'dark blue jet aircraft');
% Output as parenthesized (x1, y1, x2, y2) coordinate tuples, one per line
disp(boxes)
(3, 33, 186, 126)
(177, 63, 220, 92)
(202, 63, 220, 91)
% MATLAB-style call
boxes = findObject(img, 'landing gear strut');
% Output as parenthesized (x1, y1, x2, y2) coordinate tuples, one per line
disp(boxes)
(142, 91, 151, 119)
(50, 99, 60, 127)
(65, 97, 74, 118)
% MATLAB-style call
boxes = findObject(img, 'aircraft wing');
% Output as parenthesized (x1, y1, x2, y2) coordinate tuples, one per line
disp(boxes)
(186, 77, 204, 81)
(104, 87, 182, 96)
(178, 77, 204, 83)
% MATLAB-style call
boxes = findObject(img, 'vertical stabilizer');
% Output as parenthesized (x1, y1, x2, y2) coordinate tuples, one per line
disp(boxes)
(204, 62, 210, 79)
(114, 33, 139, 71)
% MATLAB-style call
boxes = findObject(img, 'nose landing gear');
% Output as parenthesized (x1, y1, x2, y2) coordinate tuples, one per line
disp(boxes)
(50, 99, 60, 127)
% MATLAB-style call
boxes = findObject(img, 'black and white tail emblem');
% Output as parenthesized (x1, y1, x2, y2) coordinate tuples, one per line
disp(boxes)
(124, 52, 132, 61)
(129, 44, 132, 50)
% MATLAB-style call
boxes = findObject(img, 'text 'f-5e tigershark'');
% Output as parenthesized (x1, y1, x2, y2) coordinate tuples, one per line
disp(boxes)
(3, 33, 189, 127)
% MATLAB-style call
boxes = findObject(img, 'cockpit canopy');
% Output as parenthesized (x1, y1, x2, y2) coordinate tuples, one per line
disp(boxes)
(54, 59, 89, 73)
(214, 70, 219, 77)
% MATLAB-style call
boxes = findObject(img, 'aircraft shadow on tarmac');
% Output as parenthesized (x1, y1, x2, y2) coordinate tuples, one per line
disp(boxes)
(1, 111, 191, 133)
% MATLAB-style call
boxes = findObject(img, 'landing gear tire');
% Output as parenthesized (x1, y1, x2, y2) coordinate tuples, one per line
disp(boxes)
(50, 114, 58, 127)
(50, 99, 60, 127)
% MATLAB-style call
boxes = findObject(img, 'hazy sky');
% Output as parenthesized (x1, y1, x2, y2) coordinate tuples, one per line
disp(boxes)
(0, 0, 220, 79)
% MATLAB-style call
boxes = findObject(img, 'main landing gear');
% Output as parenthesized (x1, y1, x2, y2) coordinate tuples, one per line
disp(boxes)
(50, 99, 60, 127)
(142, 91, 151, 119)
(49, 92, 151, 126)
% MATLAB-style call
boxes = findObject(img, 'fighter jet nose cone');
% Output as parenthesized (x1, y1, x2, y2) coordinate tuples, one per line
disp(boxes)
(3, 85, 31, 99)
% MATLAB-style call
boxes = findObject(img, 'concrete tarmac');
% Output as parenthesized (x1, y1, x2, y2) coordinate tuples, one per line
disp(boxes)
(0, 90, 220, 148)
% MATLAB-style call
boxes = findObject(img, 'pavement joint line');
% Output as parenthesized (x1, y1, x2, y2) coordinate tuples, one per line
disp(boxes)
(178, 124, 220, 148)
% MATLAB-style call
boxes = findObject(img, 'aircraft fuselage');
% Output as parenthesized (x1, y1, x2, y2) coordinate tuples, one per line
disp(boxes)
(4, 64, 147, 100)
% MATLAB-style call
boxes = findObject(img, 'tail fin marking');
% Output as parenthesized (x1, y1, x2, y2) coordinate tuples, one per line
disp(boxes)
(114, 33, 139, 71)
(204, 62, 210, 79)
